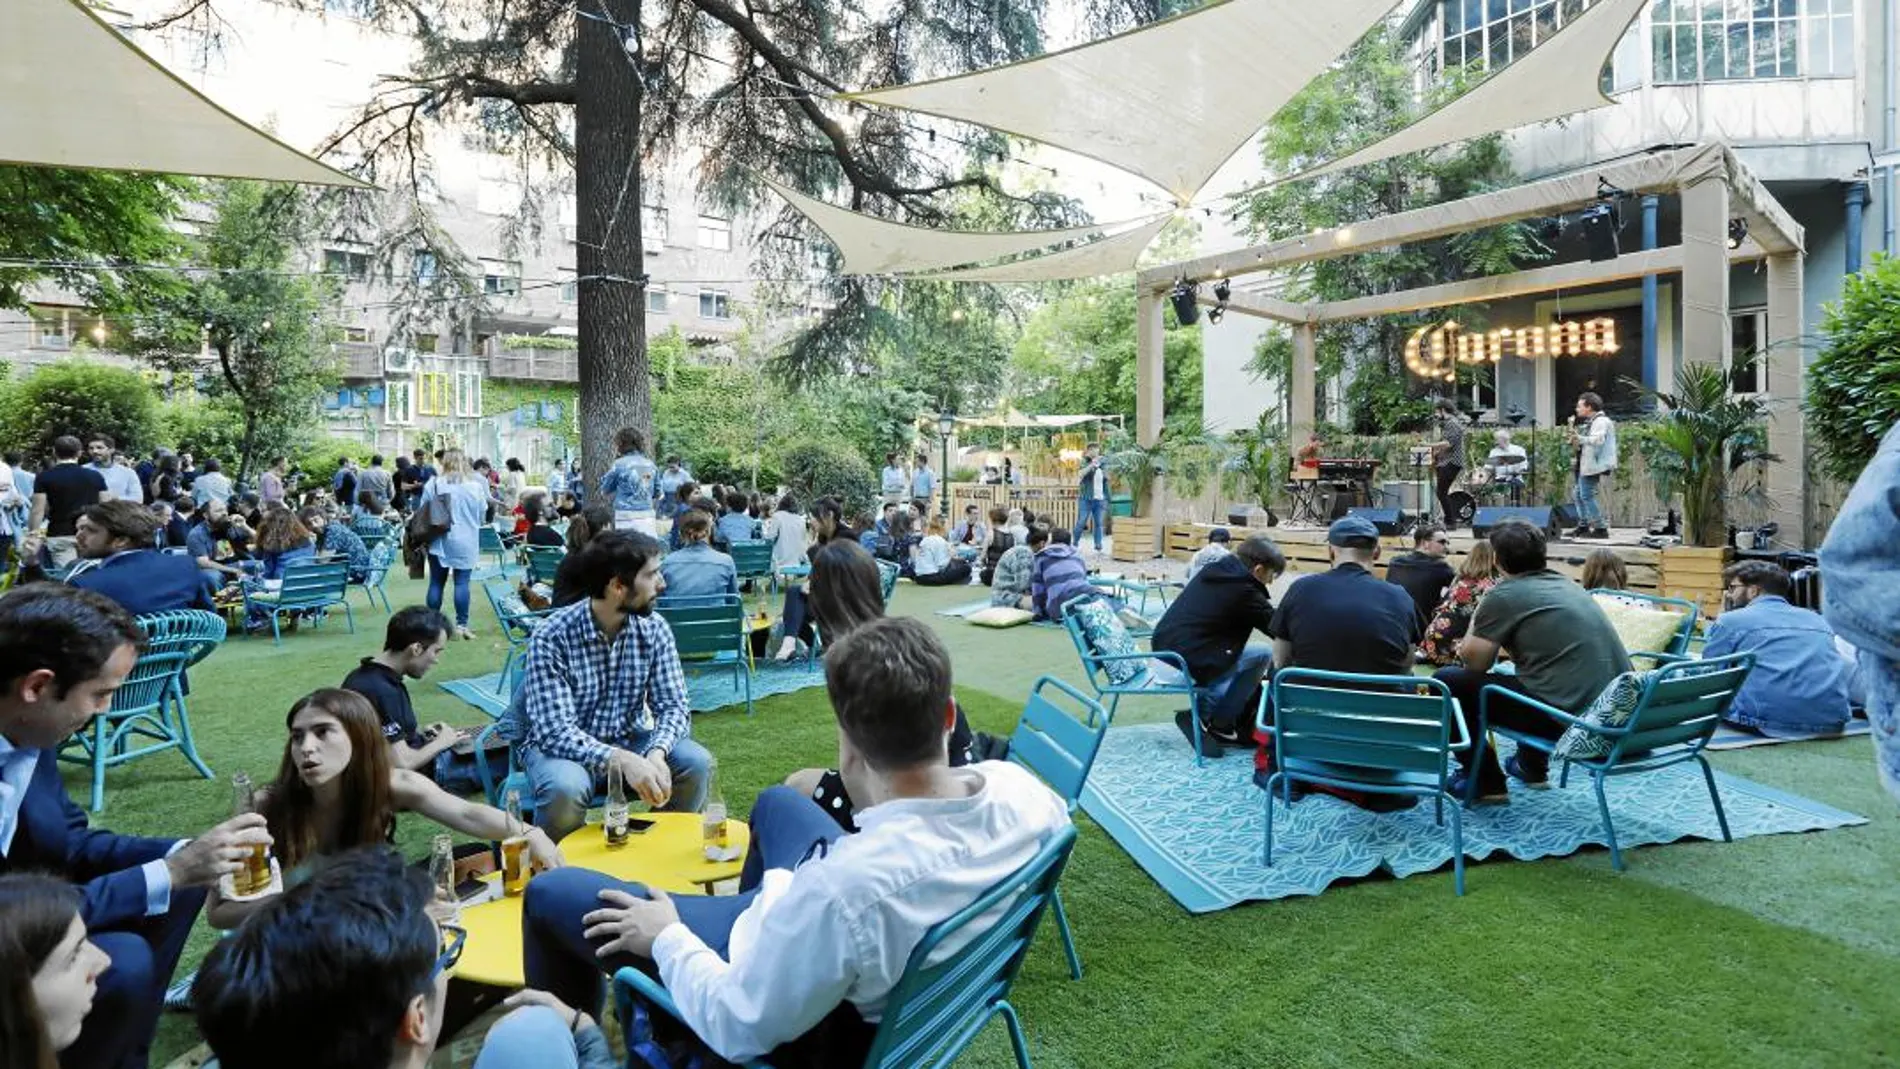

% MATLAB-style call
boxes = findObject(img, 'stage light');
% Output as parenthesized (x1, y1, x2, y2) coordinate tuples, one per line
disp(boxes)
(1579, 201, 1619, 262)
(1207, 306, 1224, 324)
(1169, 278, 1200, 325)
(1726, 217, 1748, 250)
(1212, 279, 1230, 303)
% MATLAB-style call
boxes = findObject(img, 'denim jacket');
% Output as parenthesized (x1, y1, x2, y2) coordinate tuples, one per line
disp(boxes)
(660, 542, 738, 600)
(1821, 419, 1900, 803)
(1578, 414, 1618, 477)
(1702, 596, 1851, 735)
(600, 452, 657, 516)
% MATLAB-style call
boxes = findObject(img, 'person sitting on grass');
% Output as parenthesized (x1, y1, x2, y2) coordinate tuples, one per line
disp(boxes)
(659, 509, 738, 601)
(1153, 534, 1285, 757)
(774, 499, 856, 662)
(781, 540, 987, 829)
(1433, 520, 1630, 803)
(978, 506, 1015, 585)
(1028, 525, 1093, 622)
(206, 688, 561, 929)
(1417, 539, 1500, 667)
(195, 846, 613, 1069)
(950, 504, 987, 560)
(342, 606, 483, 795)
(1704, 560, 1853, 740)
(987, 535, 1035, 610)
(908, 515, 973, 586)
(0, 874, 113, 1069)
(520, 618, 1070, 1068)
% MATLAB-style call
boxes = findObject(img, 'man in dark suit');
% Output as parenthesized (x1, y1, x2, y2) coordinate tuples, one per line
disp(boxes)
(0, 584, 270, 1069)
(68, 500, 215, 616)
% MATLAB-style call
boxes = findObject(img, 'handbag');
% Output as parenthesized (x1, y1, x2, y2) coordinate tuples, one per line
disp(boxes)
(409, 484, 453, 545)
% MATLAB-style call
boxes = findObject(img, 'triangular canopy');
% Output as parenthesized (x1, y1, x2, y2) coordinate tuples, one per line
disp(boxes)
(761, 177, 1156, 275)
(1, 0, 366, 186)
(1276, 0, 1647, 184)
(899, 216, 1172, 282)
(847, 0, 1398, 203)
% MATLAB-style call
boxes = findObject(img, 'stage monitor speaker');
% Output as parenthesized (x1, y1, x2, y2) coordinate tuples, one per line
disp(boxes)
(1472, 506, 1558, 538)
(1551, 503, 1581, 528)
(1346, 507, 1406, 536)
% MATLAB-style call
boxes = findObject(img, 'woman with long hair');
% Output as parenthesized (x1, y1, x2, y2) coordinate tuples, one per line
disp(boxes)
(502, 457, 528, 507)
(551, 503, 617, 608)
(910, 514, 973, 585)
(763, 492, 807, 572)
(1580, 547, 1629, 591)
(251, 508, 316, 580)
(1418, 540, 1502, 667)
(207, 689, 562, 929)
(0, 875, 109, 1069)
(783, 539, 983, 830)
(773, 497, 856, 661)
(420, 448, 491, 640)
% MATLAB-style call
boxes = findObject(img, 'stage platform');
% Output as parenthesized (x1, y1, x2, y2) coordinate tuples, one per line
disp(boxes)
(1159, 521, 1730, 618)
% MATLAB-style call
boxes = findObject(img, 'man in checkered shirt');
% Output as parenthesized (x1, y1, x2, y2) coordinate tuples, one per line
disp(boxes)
(512, 529, 716, 840)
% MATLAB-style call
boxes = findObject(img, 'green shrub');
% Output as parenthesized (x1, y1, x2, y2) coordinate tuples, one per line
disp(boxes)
(159, 397, 251, 467)
(0, 361, 159, 459)
(780, 441, 876, 515)
(1808, 253, 1900, 484)
(292, 437, 371, 488)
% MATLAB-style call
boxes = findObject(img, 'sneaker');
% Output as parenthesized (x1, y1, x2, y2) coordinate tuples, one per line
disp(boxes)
(1449, 772, 1510, 805)
(1585, 525, 1611, 540)
(1203, 719, 1249, 749)
(164, 970, 196, 1012)
(1173, 710, 1226, 760)
(456, 626, 476, 641)
(1504, 754, 1550, 789)
(1567, 525, 1591, 539)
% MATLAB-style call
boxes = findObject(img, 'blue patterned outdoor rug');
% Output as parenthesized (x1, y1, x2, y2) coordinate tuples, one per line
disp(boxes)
(1078, 723, 1867, 913)
(438, 659, 825, 719)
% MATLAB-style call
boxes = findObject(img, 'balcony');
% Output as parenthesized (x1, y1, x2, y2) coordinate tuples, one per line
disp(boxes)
(485, 340, 579, 383)
(333, 342, 382, 380)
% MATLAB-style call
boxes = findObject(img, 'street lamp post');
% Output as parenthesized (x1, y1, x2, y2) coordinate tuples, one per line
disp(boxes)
(936, 410, 955, 518)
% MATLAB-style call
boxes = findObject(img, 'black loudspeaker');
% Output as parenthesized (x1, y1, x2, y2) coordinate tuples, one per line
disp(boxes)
(1473, 506, 1558, 538)
(1346, 507, 1406, 536)
(1551, 503, 1581, 528)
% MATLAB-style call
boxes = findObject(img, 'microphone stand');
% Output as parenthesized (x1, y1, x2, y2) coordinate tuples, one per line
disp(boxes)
(1526, 418, 1538, 506)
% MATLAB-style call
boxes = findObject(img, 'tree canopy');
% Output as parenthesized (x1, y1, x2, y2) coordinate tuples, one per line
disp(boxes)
(0, 166, 189, 313)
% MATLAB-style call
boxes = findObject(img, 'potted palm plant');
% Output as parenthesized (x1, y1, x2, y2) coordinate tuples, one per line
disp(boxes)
(1625, 360, 1776, 548)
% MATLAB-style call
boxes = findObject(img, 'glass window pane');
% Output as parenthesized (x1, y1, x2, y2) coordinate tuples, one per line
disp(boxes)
(1562, 0, 1585, 20)
(1752, 19, 1779, 74)
(1511, 13, 1533, 59)
(1778, 17, 1797, 74)
(1753, 0, 1773, 16)
(1675, 25, 1699, 79)
(1701, 0, 1722, 17)
(1726, 0, 1751, 17)
(1465, 0, 1485, 31)
(1803, 16, 1829, 75)
(1701, 24, 1727, 78)
(1728, 22, 1751, 74)
(1534, 1, 1558, 43)
(1490, 22, 1512, 66)
(1490, 0, 1509, 21)
(1776, 0, 1795, 15)
(1654, 25, 1675, 78)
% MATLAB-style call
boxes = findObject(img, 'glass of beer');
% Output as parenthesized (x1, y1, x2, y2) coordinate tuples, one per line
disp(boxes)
(230, 773, 272, 897)
(501, 789, 531, 897)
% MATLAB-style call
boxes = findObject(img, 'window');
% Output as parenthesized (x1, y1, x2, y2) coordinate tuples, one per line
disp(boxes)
(454, 371, 483, 417)
(323, 248, 371, 281)
(1730, 309, 1767, 394)
(416, 371, 452, 416)
(343, 326, 373, 344)
(384, 380, 415, 425)
(696, 215, 731, 251)
(558, 270, 578, 303)
(28, 305, 71, 348)
(412, 250, 437, 283)
(481, 259, 522, 296)
(646, 287, 669, 314)
(642, 205, 669, 248)
(413, 333, 439, 354)
(1443, 0, 1595, 75)
(1649, 0, 1848, 83)
(807, 241, 832, 272)
(698, 290, 730, 319)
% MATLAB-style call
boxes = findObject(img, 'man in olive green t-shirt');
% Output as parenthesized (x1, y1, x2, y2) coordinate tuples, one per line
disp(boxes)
(1433, 520, 1630, 801)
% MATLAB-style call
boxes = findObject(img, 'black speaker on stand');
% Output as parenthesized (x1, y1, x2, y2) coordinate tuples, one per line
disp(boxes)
(1346, 507, 1407, 537)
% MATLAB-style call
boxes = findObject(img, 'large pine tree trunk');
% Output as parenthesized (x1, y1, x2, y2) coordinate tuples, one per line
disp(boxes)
(575, 0, 649, 493)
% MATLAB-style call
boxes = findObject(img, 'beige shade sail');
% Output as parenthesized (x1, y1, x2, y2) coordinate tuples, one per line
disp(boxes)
(762, 176, 1155, 275)
(846, 0, 1398, 203)
(901, 215, 1172, 282)
(1276, 0, 1647, 184)
(1, 0, 366, 186)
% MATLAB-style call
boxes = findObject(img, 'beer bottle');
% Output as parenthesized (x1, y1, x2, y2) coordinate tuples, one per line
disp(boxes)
(429, 833, 461, 922)
(604, 762, 630, 848)
(701, 767, 729, 859)
(230, 773, 271, 897)
(501, 789, 530, 897)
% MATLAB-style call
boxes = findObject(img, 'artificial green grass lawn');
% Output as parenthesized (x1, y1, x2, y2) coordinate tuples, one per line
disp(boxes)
(91, 573, 1895, 1068)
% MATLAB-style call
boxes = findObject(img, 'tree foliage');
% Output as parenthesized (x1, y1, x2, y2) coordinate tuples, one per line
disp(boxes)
(0, 166, 190, 313)
(1808, 253, 1900, 485)
(130, 182, 343, 484)
(1007, 276, 1203, 424)
(1627, 362, 1774, 547)
(1230, 27, 1543, 433)
(0, 362, 161, 460)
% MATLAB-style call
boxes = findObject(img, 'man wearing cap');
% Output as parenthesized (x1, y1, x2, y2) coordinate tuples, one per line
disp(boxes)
(1188, 527, 1233, 581)
(1151, 535, 1286, 758)
(1268, 515, 1420, 679)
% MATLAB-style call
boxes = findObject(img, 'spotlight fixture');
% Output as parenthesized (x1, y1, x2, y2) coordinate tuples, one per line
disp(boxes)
(1579, 201, 1620, 262)
(1726, 217, 1748, 250)
(1169, 277, 1200, 325)
(1535, 217, 1566, 243)
(1213, 279, 1231, 303)
(1207, 306, 1225, 325)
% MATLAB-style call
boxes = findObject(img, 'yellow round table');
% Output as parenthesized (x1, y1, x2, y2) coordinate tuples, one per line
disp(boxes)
(452, 812, 750, 987)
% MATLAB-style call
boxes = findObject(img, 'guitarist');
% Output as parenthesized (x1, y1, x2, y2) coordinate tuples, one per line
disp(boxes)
(1567, 391, 1617, 539)
(1423, 397, 1466, 528)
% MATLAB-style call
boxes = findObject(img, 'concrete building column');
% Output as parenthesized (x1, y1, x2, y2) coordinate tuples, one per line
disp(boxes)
(1135, 287, 1165, 448)
(1845, 180, 1871, 274)
(1678, 172, 1732, 374)
(1764, 252, 1808, 544)
(1290, 322, 1317, 447)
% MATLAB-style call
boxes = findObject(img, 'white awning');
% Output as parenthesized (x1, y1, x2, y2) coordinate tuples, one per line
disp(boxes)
(761, 176, 1156, 275)
(846, 0, 1398, 203)
(899, 216, 1172, 283)
(1, 0, 366, 186)
(1275, 0, 1647, 184)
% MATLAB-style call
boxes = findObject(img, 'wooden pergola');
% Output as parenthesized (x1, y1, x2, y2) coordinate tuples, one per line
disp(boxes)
(1132, 142, 1810, 536)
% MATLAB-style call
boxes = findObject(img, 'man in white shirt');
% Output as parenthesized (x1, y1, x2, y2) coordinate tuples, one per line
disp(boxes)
(521, 617, 1071, 1066)
(88, 436, 144, 502)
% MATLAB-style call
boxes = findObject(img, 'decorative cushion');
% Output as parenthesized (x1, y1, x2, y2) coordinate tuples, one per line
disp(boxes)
(1069, 597, 1144, 685)
(1594, 596, 1686, 655)
(1552, 669, 1653, 760)
(967, 606, 1033, 629)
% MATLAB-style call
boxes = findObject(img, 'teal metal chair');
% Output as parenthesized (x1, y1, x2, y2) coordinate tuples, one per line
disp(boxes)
(58, 649, 195, 812)
(350, 514, 392, 551)
(1262, 669, 1472, 895)
(1588, 588, 1701, 658)
(243, 557, 354, 644)
(353, 538, 399, 613)
(1469, 652, 1752, 871)
(135, 609, 225, 787)
(613, 823, 1079, 1069)
(876, 558, 900, 602)
(520, 545, 565, 585)
(1060, 603, 1215, 765)
(478, 525, 510, 571)
(728, 539, 775, 592)
(1005, 676, 1107, 980)
(481, 577, 553, 687)
(658, 593, 752, 716)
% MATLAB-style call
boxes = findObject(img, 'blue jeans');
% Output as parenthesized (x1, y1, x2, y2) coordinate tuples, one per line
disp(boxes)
(427, 554, 471, 627)
(475, 1007, 586, 1069)
(1072, 497, 1107, 551)
(1574, 473, 1603, 526)
(1203, 647, 1275, 733)
(521, 737, 716, 841)
(522, 786, 846, 1014)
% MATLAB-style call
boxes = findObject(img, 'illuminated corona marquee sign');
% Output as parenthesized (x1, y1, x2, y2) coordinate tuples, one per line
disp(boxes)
(1403, 317, 1620, 381)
